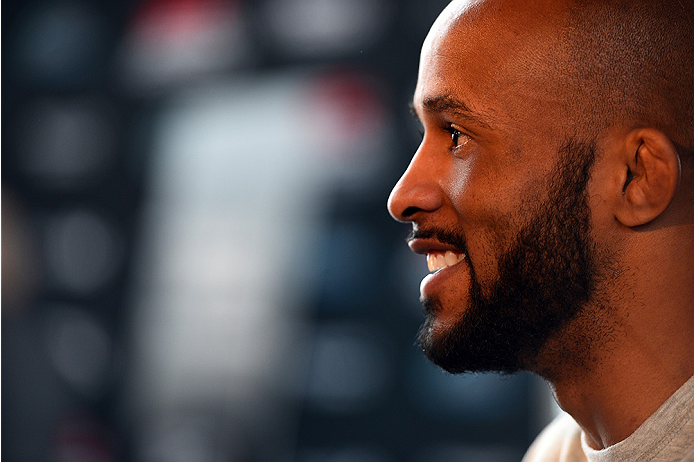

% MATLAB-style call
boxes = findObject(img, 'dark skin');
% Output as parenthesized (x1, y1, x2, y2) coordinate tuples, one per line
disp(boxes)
(388, 0, 694, 450)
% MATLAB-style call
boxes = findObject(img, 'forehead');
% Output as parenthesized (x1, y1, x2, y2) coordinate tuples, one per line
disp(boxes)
(414, 0, 572, 134)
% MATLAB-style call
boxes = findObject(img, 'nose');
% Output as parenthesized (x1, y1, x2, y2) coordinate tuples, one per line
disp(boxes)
(387, 147, 444, 223)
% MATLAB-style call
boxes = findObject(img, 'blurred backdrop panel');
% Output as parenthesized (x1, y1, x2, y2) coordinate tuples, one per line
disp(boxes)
(2, 1, 558, 461)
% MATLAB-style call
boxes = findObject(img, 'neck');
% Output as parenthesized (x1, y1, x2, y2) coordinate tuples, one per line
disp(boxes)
(531, 223, 694, 448)
(548, 359, 693, 449)
(534, 296, 694, 449)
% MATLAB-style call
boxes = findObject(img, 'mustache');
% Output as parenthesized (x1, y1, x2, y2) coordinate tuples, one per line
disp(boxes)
(406, 227, 469, 254)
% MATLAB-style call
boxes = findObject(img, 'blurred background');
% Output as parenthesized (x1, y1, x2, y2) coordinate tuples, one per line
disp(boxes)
(2, 0, 559, 460)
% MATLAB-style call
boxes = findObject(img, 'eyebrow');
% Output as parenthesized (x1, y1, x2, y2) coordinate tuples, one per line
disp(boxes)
(410, 94, 493, 129)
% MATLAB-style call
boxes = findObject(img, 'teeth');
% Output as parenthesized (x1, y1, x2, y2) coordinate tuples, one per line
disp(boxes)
(426, 250, 466, 272)
(444, 251, 459, 267)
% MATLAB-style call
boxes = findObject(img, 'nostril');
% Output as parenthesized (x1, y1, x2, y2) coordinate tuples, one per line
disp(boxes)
(401, 206, 420, 219)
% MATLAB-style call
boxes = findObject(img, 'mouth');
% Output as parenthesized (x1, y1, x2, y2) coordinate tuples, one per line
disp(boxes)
(406, 231, 470, 298)
(418, 248, 469, 301)
(408, 236, 469, 300)
(426, 250, 466, 272)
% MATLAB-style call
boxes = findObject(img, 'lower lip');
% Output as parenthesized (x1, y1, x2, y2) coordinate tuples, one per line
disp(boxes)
(419, 260, 466, 298)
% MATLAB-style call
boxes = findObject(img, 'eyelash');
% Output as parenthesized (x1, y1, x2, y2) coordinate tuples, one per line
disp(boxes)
(415, 123, 471, 151)
(444, 125, 470, 150)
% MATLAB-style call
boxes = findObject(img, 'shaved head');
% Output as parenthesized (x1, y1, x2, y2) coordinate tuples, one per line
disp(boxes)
(435, 0, 694, 161)
(564, 0, 694, 159)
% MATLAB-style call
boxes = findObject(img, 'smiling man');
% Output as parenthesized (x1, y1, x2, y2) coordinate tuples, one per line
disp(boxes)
(387, 0, 694, 460)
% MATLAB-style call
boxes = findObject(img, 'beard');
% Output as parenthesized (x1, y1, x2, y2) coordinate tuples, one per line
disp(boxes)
(416, 137, 602, 375)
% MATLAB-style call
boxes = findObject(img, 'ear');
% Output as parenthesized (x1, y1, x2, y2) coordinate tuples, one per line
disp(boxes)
(615, 128, 681, 227)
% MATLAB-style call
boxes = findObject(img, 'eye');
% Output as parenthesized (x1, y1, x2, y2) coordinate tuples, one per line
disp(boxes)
(449, 127, 471, 149)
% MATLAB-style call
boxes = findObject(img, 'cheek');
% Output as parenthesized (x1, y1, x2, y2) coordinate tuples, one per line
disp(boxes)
(435, 270, 475, 324)
(447, 196, 511, 292)
(448, 158, 474, 199)
(447, 168, 550, 291)
(464, 226, 508, 294)
(583, 159, 620, 242)
(448, 157, 521, 250)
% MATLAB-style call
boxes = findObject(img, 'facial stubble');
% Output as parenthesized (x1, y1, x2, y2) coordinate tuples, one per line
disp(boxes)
(417, 138, 601, 375)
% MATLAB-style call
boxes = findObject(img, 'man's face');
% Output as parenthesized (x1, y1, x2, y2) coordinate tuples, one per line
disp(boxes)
(413, 138, 599, 374)
(387, 0, 606, 374)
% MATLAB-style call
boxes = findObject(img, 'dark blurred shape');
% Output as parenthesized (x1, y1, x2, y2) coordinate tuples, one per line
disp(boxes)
(261, 0, 391, 58)
(118, 0, 248, 93)
(45, 305, 114, 398)
(407, 360, 528, 423)
(315, 223, 384, 312)
(305, 323, 392, 412)
(2, 192, 40, 316)
(16, 98, 119, 190)
(51, 413, 116, 462)
(43, 210, 124, 295)
(297, 446, 393, 462)
(413, 444, 523, 462)
(12, 3, 109, 89)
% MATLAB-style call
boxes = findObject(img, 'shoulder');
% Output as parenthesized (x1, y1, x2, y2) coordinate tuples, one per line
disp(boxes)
(522, 413, 587, 462)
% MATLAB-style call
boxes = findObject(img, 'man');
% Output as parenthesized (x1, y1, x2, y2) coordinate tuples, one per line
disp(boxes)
(387, 0, 694, 460)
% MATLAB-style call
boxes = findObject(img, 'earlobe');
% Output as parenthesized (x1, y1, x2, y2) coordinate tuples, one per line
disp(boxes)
(615, 129, 681, 228)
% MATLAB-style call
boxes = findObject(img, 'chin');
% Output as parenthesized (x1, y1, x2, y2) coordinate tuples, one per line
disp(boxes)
(416, 307, 526, 375)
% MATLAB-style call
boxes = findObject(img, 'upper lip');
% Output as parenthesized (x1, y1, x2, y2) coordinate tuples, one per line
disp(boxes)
(407, 238, 462, 255)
